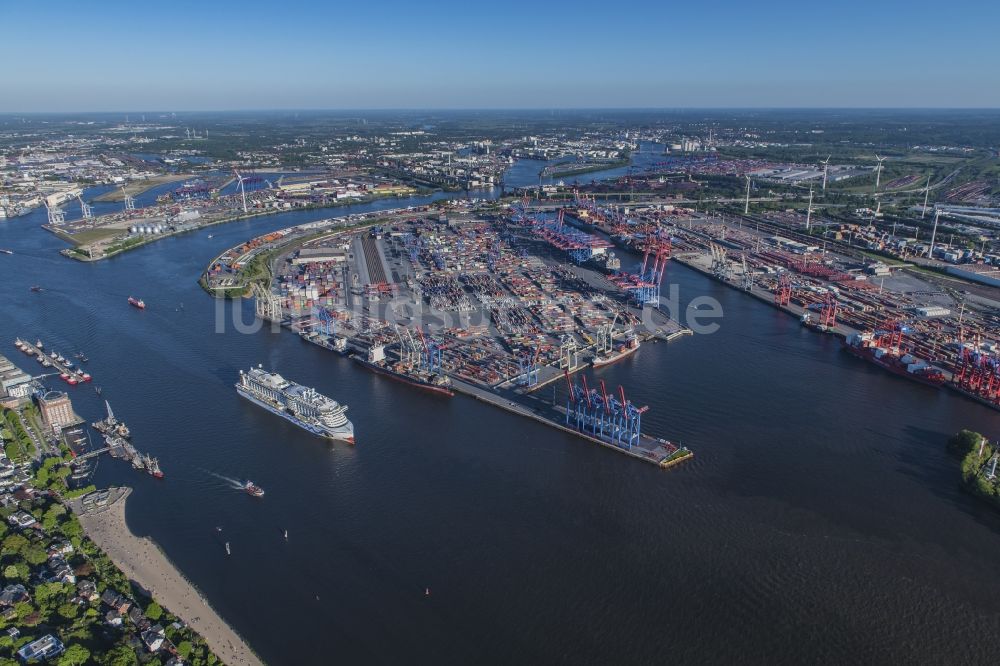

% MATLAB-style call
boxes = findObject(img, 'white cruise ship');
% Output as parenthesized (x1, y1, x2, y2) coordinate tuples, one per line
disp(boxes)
(236, 365, 354, 443)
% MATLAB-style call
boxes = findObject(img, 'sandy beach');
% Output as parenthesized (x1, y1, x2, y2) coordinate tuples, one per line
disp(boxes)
(71, 488, 263, 666)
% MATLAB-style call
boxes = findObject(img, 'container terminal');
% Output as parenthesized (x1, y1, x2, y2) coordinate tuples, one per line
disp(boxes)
(201, 203, 694, 468)
(557, 194, 1000, 411)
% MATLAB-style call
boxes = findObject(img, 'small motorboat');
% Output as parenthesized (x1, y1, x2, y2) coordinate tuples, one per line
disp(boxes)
(244, 480, 265, 497)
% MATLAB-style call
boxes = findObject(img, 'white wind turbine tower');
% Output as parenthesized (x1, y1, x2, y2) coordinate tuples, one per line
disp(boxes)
(921, 174, 931, 219)
(233, 171, 248, 213)
(821, 155, 831, 191)
(805, 187, 814, 232)
(744, 175, 751, 215)
(873, 154, 886, 191)
(928, 209, 941, 259)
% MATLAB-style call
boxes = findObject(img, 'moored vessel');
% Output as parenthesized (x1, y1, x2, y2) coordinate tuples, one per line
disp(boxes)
(843, 331, 946, 388)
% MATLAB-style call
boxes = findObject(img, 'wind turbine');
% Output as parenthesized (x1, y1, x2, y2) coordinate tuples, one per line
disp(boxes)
(805, 187, 814, 232)
(744, 174, 751, 215)
(928, 209, 941, 259)
(233, 170, 248, 213)
(921, 174, 931, 219)
(873, 155, 886, 191)
(821, 155, 831, 191)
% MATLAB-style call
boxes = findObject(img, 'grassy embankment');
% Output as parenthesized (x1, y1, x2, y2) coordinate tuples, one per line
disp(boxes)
(92, 174, 195, 202)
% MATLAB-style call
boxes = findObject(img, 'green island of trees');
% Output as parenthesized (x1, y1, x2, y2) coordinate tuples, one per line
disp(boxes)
(947, 429, 1000, 507)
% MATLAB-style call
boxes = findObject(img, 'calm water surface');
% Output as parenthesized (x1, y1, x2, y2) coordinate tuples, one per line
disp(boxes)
(2, 193, 1000, 665)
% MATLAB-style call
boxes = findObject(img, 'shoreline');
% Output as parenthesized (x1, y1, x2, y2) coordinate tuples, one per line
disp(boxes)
(70, 487, 264, 666)
(92, 174, 196, 202)
(56, 191, 435, 263)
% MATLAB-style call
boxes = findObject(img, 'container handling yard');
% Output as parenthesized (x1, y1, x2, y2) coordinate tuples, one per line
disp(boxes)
(203, 202, 694, 468)
(558, 193, 1000, 412)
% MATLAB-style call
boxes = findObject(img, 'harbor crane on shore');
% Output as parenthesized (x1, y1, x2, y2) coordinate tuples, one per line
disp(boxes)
(596, 313, 620, 356)
(775, 272, 792, 307)
(563, 370, 648, 450)
(394, 325, 421, 368)
(517, 346, 540, 387)
(120, 186, 136, 214)
(44, 201, 66, 226)
(710, 243, 732, 281)
(558, 334, 579, 371)
(252, 283, 282, 323)
(77, 195, 93, 220)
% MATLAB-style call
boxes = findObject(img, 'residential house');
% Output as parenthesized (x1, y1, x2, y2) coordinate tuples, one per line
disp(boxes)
(0, 584, 28, 607)
(142, 624, 166, 652)
(100, 589, 131, 614)
(16, 634, 65, 661)
(8, 511, 36, 528)
(76, 580, 99, 602)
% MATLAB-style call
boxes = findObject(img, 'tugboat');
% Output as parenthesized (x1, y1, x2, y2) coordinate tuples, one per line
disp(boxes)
(145, 455, 164, 479)
(128, 296, 146, 310)
(244, 480, 265, 497)
(30, 286, 43, 293)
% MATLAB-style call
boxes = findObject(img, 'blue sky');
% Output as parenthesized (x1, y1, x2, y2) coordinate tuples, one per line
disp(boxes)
(2, 0, 997, 111)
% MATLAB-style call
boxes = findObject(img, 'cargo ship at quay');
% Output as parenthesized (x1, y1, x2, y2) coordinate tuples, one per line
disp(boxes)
(350, 352, 456, 397)
(236, 365, 355, 443)
(844, 331, 947, 389)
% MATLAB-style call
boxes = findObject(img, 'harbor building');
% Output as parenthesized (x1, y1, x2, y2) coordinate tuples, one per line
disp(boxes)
(38, 390, 75, 432)
(0, 354, 33, 405)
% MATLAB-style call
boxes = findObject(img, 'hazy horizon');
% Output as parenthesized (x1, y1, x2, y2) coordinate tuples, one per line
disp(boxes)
(3, 0, 998, 112)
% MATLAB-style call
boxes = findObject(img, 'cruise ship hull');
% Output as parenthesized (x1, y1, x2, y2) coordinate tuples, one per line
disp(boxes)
(236, 386, 355, 443)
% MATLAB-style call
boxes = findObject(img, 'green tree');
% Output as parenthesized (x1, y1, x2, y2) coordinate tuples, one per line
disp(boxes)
(177, 640, 193, 658)
(23, 545, 48, 566)
(57, 644, 90, 666)
(948, 429, 984, 457)
(3, 564, 26, 581)
(1, 534, 28, 557)
(145, 601, 163, 621)
(101, 645, 138, 666)
(57, 602, 79, 620)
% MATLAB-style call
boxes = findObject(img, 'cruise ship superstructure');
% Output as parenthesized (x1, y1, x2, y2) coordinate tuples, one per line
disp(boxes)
(236, 365, 354, 443)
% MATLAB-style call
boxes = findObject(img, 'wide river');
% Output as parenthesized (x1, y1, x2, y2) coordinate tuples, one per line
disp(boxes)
(3, 170, 1000, 664)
